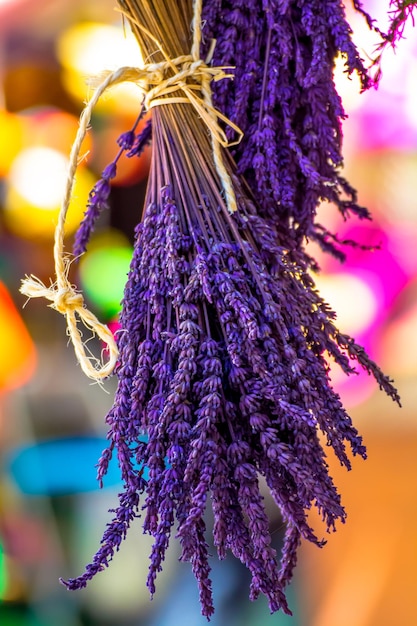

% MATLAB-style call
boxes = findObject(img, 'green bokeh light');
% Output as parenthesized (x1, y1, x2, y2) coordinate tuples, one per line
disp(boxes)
(79, 245, 133, 319)
(0, 540, 7, 599)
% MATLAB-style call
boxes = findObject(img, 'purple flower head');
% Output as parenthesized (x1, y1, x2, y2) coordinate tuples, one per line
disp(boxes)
(127, 118, 152, 158)
(117, 130, 136, 150)
(73, 178, 111, 257)
(101, 162, 117, 180)
(73, 111, 149, 257)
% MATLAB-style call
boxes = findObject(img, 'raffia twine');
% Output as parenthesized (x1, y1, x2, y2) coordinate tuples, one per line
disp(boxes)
(20, 0, 242, 382)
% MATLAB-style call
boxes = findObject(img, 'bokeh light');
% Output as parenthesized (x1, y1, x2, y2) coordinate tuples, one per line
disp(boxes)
(4, 146, 96, 238)
(381, 302, 417, 375)
(0, 281, 36, 391)
(57, 21, 144, 113)
(11, 147, 69, 209)
(317, 269, 382, 408)
(20, 107, 93, 159)
(314, 272, 380, 337)
(0, 111, 24, 177)
(0, 541, 7, 600)
(79, 230, 133, 319)
(7, 436, 123, 496)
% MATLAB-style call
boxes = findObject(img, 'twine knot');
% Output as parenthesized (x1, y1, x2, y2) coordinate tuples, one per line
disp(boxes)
(103, 1, 243, 212)
(20, 268, 118, 381)
(94, 54, 242, 173)
(54, 287, 84, 314)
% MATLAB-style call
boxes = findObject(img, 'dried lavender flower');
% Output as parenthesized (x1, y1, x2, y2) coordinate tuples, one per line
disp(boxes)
(73, 113, 151, 257)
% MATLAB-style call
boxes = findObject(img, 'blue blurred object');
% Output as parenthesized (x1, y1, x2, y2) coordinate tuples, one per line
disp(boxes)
(6, 436, 143, 495)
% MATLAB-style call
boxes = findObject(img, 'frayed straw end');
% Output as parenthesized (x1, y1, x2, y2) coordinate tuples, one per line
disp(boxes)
(20, 274, 59, 304)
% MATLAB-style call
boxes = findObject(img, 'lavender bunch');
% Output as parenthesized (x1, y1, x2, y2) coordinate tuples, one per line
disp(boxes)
(200, 0, 399, 259)
(61, 0, 401, 617)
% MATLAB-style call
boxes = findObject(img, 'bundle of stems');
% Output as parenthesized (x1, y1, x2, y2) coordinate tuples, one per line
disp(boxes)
(63, 0, 400, 617)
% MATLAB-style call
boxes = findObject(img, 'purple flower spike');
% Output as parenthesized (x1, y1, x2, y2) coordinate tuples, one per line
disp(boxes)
(73, 113, 150, 257)
(117, 130, 136, 150)
(73, 178, 112, 257)
(127, 119, 152, 158)
(102, 162, 117, 180)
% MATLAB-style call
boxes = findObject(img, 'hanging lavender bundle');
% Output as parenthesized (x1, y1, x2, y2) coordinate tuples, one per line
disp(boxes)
(198, 0, 375, 259)
(50, 0, 402, 618)
(196, 0, 415, 260)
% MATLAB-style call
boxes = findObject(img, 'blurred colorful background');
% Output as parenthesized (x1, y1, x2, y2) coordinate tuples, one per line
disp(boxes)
(0, 1, 416, 625)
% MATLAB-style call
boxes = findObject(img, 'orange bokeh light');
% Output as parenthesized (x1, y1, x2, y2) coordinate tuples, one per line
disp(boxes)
(0, 281, 36, 392)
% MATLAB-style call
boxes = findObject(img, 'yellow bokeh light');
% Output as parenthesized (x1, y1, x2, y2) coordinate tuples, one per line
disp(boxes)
(381, 304, 417, 376)
(10, 147, 69, 209)
(57, 22, 144, 114)
(333, 53, 363, 114)
(0, 110, 24, 177)
(57, 22, 143, 76)
(4, 146, 96, 238)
